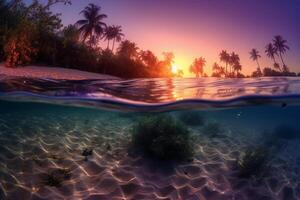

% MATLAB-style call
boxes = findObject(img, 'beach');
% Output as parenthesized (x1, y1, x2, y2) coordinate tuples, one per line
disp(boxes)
(0, 64, 118, 80)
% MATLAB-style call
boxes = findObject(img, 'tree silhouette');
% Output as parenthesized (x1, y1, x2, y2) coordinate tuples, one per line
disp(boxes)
(219, 50, 230, 77)
(139, 50, 158, 67)
(105, 25, 124, 51)
(233, 62, 242, 77)
(189, 57, 206, 78)
(111, 26, 124, 51)
(104, 26, 114, 49)
(273, 35, 290, 72)
(76, 4, 107, 46)
(62, 25, 80, 44)
(156, 52, 174, 77)
(229, 52, 240, 77)
(212, 62, 225, 77)
(250, 48, 261, 70)
(117, 40, 139, 59)
(265, 43, 280, 71)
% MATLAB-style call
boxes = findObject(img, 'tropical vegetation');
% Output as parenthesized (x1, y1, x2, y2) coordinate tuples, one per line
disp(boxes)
(251, 35, 297, 77)
(189, 57, 206, 78)
(0, 0, 298, 78)
(0, 0, 177, 78)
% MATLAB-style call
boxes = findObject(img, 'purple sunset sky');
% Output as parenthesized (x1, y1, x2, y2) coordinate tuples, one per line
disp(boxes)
(25, 0, 300, 76)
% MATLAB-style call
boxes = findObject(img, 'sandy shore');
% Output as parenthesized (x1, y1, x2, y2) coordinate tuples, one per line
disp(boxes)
(0, 64, 118, 80)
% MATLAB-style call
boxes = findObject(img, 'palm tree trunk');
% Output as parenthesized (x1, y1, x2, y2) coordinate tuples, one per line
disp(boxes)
(225, 63, 228, 77)
(273, 57, 282, 72)
(256, 59, 261, 69)
(112, 38, 116, 52)
(52, 38, 57, 65)
(279, 52, 286, 67)
(107, 40, 110, 49)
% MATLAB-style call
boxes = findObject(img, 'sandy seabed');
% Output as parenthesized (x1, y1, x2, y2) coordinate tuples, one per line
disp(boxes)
(0, 109, 300, 200)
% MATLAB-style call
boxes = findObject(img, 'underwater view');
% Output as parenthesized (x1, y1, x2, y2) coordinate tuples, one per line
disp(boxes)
(0, 77, 300, 200)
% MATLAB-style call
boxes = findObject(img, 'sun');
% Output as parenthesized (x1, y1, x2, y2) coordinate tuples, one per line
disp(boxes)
(171, 64, 178, 73)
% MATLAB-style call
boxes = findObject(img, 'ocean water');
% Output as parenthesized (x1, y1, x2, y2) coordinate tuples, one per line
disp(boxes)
(0, 77, 300, 200)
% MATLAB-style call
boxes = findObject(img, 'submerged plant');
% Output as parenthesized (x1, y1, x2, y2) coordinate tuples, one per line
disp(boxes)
(202, 122, 223, 138)
(178, 111, 205, 126)
(132, 114, 194, 161)
(238, 147, 269, 178)
(43, 168, 71, 187)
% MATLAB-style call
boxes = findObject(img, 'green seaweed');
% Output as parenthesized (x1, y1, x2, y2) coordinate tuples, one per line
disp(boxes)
(238, 147, 269, 178)
(132, 114, 194, 161)
(43, 168, 71, 187)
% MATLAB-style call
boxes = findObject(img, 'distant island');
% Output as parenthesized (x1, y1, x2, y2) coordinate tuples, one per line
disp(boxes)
(0, 0, 299, 78)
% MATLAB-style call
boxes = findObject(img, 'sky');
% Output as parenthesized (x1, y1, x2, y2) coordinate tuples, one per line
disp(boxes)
(26, 0, 300, 76)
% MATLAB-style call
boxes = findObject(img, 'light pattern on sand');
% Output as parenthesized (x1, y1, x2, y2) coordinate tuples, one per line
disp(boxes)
(0, 106, 300, 200)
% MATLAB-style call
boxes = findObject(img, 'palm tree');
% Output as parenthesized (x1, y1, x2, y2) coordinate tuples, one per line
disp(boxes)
(265, 43, 280, 71)
(104, 25, 124, 51)
(162, 52, 174, 68)
(233, 62, 242, 77)
(117, 40, 139, 59)
(139, 50, 158, 67)
(212, 62, 225, 77)
(250, 48, 261, 70)
(219, 50, 230, 77)
(273, 35, 290, 71)
(62, 25, 80, 44)
(110, 25, 124, 51)
(104, 26, 114, 49)
(229, 52, 240, 77)
(189, 57, 206, 78)
(76, 3, 107, 46)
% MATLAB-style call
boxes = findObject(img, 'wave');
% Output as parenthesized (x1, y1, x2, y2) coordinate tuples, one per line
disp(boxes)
(1, 76, 300, 111)
(1, 91, 300, 112)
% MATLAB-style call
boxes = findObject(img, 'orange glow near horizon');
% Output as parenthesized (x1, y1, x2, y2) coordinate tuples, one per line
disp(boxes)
(50, 0, 299, 77)
(173, 57, 192, 77)
(171, 64, 178, 74)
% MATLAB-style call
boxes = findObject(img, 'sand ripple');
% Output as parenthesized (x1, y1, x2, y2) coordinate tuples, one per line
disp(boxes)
(0, 110, 299, 200)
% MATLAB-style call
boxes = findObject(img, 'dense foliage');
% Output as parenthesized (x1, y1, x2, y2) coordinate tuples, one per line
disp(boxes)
(0, 0, 298, 78)
(0, 0, 177, 78)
